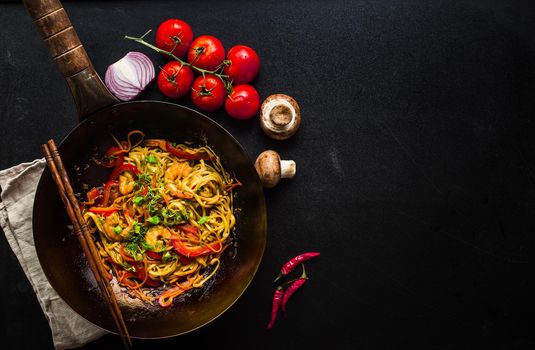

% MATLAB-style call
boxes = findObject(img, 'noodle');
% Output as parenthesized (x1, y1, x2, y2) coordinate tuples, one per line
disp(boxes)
(82, 131, 239, 307)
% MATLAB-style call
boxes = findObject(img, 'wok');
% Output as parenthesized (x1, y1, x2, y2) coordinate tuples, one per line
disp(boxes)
(25, 0, 267, 338)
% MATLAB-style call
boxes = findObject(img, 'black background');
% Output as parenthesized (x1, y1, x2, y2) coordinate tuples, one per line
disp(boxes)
(2, 0, 535, 349)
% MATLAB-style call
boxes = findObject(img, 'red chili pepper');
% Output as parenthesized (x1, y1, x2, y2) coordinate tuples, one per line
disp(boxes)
(267, 286, 284, 330)
(109, 163, 140, 181)
(281, 265, 308, 313)
(165, 141, 213, 160)
(274, 252, 320, 282)
(170, 235, 222, 258)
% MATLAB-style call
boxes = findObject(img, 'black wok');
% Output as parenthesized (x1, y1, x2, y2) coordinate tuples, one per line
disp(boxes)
(25, 0, 267, 338)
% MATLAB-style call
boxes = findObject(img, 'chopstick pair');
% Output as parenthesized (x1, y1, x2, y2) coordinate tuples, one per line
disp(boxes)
(41, 140, 132, 349)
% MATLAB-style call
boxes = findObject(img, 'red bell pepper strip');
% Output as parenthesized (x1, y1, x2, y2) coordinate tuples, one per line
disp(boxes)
(119, 271, 140, 288)
(170, 235, 222, 258)
(158, 286, 180, 308)
(144, 277, 162, 287)
(109, 163, 140, 181)
(145, 250, 163, 261)
(99, 146, 127, 168)
(86, 187, 101, 201)
(178, 223, 198, 235)
(101, 180, 118, 207)
(88, 206, 117, 216)
(119, 244, 137, 263)
(165, 141, 213, 160)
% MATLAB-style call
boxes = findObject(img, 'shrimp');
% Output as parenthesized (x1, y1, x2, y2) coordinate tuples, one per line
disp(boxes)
(164, 162, 191, 182)
(119, 172, 135, 195)
(102, 212, 129, 241)
(145, 225, 172, 251)
(164, 162, 193, 198)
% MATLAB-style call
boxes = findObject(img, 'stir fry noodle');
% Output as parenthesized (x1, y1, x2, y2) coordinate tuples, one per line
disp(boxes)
(82, 131, 240, 307)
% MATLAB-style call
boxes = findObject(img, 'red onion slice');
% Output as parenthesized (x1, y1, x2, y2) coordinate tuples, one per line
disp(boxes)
(105, 51, 155, 101)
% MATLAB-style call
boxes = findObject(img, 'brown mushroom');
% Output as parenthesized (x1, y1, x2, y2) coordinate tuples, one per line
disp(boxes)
(254, 150, 296, 188)
(259, 94, 301, 140)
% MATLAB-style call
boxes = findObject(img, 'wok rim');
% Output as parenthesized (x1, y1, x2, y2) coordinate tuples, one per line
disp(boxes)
(32, 100, 267, 338)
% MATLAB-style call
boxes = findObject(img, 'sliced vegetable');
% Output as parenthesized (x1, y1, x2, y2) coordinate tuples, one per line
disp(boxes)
(145, 250, 163, 260)
(109, 163, 140, 181)
(147, 216, 160, 225)
(119, 244, 137, 263)
(170, 235, 222, 257)
(132, 196, 144, 205)
(101, 180, 119, 207)
(105, 51, 155, 101)
(88, 206, 117, 216)
(165, 141, 213, 160)
(86, 187, 101, 202)
(145, 154, 158, 163)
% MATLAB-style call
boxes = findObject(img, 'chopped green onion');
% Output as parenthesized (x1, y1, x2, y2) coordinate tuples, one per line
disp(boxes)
(125, 242, 138, 254)
(132, 196, 144, 205)
(162, 251, 172, 262)
(197, 216, 209, 225)
(133, 221, 142, 234)
(145, 155, 157, 164)
(147, 216, 160, 225)
(122, 264, 136, 272)
(141, 241, 153, 250)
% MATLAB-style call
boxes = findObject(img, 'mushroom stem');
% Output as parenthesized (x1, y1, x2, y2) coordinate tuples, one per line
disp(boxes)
(280, 160, 296, 179)
(254, 150, 296, 188)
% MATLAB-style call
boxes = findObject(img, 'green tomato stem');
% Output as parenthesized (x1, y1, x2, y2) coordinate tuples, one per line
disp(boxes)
(124, 31, 229, 80)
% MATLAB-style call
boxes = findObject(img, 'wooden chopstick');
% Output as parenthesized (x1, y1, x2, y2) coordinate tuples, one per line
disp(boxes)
(41, 140, 132, 348)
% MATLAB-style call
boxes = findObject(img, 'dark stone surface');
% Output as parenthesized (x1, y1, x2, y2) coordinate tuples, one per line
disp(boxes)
(2, 0, 535, 348)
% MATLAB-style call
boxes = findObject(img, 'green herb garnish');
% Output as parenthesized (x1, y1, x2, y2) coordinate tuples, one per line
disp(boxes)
(141, 241, 153, 251)
(132, 196, 144, 205)
(147, 216, 160, 225)
(197, 216, 209, 225)
(114, 226, 122, 234)
(162, 251, 173, 262)
(145, 154, 157, 164)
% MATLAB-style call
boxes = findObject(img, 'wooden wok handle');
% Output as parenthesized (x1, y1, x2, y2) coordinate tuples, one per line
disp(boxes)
(22, 0, 118, 120)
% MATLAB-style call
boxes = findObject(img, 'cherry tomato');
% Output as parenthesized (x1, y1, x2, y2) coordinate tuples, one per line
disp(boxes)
(187, 35, 225, 71)
(191, 74, 226, 111)
(155, 19, 194, 57)
(157, 61, 194, 98)
(225, 84, 260, 120)
(223, 45, 260, 84)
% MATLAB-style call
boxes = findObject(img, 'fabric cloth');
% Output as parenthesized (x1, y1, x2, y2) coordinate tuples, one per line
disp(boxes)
(0, 159, 107, 349)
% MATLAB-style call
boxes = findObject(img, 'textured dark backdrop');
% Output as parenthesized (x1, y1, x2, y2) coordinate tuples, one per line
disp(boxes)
(2, 0, 535, 349)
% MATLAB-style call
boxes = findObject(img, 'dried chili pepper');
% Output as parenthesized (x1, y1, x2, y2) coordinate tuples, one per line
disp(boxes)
(274, 252, 320, 282)
(281, 264, 308, 313)
(266, 286, 284, 330)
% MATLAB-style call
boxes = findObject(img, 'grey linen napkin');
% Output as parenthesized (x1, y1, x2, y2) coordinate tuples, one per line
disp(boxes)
(0, 159, 107, 349)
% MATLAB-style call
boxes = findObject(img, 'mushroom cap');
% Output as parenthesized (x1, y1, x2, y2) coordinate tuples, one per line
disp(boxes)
(259, 94, 301, 140)
(254, 150, 281, 188)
